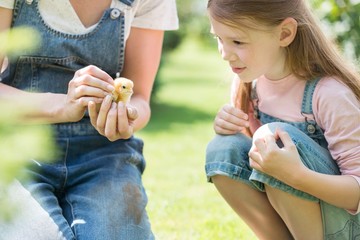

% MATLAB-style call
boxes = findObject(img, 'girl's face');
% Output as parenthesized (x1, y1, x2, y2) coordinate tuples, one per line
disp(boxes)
(210, 16, 290, 82)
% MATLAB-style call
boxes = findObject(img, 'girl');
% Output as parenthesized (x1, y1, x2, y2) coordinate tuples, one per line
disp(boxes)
(205, 0, 360, 239)
(0, 0, 178, 239)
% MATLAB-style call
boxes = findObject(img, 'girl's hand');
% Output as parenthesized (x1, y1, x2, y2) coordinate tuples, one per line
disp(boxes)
(61, 65, 114, 122)
(88, 98, 138, 141)
(248, 128, 306, 183)
(214, 103, 249, 135)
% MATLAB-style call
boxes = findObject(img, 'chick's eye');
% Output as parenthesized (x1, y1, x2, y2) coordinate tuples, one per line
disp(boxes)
(122, 86, 126, 89)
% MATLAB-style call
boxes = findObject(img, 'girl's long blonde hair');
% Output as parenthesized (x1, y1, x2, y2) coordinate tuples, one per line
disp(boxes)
(208, 0, 360, 117)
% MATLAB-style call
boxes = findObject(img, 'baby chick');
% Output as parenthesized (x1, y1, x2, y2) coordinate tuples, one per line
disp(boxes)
(112, 73, 134, 104)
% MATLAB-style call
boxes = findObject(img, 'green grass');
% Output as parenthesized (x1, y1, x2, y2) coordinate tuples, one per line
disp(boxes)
(137, 38, 256, 240)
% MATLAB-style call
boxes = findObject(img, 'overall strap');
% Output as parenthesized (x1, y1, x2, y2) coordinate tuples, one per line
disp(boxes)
(118, 0, 135, 6)
(301, 78, 321, 134)
(301, 78, 321, 114)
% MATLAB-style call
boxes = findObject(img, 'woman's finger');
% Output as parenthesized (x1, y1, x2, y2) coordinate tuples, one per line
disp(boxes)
(74, 65, 114, 85)
(96, 95, 113, 134)
(72, 72, 114, 94)
(117, 102, 133, 139)
(73, 85, 110, 99)
(117, 102, 128, 132)
(88, 101, 99, 127)
(127, 107, 138, 120)
(104, 102, 118, 140)
(77, 96, 103, 107)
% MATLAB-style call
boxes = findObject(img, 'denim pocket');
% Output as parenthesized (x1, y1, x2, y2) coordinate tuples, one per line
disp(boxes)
(326, 220, 360, 240)
(12, 56, 90, 93)
(322, 201, 360, 240)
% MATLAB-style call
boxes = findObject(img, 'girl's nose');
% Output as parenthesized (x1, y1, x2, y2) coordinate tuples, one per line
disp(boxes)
(219, 44, 236, 62)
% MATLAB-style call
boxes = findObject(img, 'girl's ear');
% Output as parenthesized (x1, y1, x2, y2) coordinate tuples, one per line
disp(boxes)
(278, 17, 298, 47)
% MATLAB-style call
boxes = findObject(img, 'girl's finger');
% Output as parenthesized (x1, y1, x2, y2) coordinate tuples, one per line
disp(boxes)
(248, 154, 261, 170)
(276, 129, 294, 148)
(213, 125, 238, 135)
(222, 104, 249, 120)
(264, 134, 278, 150)
(253, 138, 267, 156)
(214, 118, 247, 132)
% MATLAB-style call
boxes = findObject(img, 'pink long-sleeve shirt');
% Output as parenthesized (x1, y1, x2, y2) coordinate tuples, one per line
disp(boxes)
(232, 74, 360, 213)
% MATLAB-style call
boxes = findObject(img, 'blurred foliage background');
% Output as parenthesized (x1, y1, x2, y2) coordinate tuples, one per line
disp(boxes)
(312, 0, 360, 60)
(153, 0, 360, 100)
(0, 27, 55, 220)
(1, 0, 359, 229)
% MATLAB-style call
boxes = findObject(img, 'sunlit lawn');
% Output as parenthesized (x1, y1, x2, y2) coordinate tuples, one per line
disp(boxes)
(137, 38, 257, 240)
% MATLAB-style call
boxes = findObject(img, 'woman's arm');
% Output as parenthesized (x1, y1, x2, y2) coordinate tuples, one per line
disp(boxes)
(0, 9, 114, 124)
(0, 6, 12, 69)
(121, 27, 164, 131)
(88, 27, 164, 140)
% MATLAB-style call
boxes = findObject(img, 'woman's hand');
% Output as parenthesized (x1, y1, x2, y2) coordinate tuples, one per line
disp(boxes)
(214, 103, 249, 135)
(248, 128, 306, 183)
(88, 97, 139, 141)
(61, 65, 114, 122)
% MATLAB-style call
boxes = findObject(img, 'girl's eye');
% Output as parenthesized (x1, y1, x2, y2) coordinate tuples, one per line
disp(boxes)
(233, 40, 243, 45)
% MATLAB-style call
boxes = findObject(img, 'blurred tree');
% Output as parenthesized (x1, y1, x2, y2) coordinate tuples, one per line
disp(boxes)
(312, 0, 360, 61)
(0, 27, 55, 221)
(152, 0, 212, 102)
(153, 0, 360, 101)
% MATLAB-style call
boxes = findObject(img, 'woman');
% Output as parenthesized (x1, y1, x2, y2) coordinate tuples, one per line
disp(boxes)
(0, 0, 178, 239)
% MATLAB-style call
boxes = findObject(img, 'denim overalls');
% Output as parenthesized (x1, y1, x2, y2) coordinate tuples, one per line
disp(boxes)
(1, 0, 154, 239)
(206, 79, 360, 239)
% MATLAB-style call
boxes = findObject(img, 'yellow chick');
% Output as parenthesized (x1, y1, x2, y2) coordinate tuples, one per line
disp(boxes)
(112, 74, 134, 104)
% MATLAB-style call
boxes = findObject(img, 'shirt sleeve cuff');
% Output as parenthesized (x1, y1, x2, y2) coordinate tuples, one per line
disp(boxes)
(0, 0, 14, 9)
(345, 175, 360, 215)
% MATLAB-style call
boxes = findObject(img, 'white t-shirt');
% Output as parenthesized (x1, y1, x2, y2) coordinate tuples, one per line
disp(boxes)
(0, 0, 179, 40)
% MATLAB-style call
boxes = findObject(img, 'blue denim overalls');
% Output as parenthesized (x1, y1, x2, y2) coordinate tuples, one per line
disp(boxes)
(1, 0, 154, 239)
(206, 79, 360, 239)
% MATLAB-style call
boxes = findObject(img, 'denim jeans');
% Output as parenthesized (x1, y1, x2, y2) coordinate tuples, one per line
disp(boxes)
(206, 122, 360, 239)
(24, 128, 153, 240)
(4, 0, 154, 239)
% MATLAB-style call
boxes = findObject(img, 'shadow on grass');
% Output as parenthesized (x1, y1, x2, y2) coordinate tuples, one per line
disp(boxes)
(142, 101, 214, 133)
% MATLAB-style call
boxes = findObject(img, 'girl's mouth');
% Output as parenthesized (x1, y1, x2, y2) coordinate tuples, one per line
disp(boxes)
(231, 67, 245, 74)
